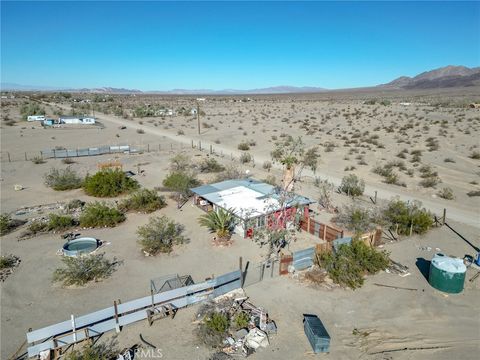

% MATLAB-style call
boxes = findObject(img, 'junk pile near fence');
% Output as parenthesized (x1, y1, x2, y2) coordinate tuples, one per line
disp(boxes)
(195, 290, 277, 357)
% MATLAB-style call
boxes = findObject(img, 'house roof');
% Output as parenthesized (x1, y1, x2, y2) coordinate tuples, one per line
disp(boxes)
(191, 178, 313, 219)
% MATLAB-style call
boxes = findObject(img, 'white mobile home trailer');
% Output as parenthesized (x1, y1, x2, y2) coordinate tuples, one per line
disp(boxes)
(59, 116, 96, 125)
(27, 115, 46, 122)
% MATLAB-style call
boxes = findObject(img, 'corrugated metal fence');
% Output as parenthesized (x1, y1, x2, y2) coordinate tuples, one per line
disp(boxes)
(26, 269, 241, 357)
(292, 247, 316, 271)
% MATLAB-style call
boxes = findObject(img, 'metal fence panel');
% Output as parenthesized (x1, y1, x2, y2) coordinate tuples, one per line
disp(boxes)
(293, 247, 315, 271)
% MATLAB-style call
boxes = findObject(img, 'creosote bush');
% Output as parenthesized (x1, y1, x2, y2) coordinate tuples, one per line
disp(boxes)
(196, 311, 230, 348)
(383, 199, 433, 235)
(53, 253, 121, 286)
(162, 171, 200, 206)
(0, 254, 18, 269)
(119, 189, 166, 213)
(437, 187, 455, 200)
(339, 174, 365, 197)
(79, 202, 125, 227)
(198, 158, 225, 173)
(83, 169, 139, 197)
(137, 216, 187, 255)
(44, 167, 83, 191)
(319, 240, 390, 289)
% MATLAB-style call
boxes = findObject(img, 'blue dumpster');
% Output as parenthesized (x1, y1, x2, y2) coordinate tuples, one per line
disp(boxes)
(303, 315, 330, 353)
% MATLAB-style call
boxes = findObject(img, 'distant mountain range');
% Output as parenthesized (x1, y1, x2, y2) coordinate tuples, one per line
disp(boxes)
(380, 65, 480, 89)
(2, 65, 479, 94)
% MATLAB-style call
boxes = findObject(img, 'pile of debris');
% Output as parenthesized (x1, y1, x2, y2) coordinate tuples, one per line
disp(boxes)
(293, 266, 340, 290)
(195, 290, 277, 357)
(386, 260, 410, 277)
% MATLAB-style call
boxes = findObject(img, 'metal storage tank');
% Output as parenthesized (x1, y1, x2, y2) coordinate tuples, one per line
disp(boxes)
(428, 253, 466, 294)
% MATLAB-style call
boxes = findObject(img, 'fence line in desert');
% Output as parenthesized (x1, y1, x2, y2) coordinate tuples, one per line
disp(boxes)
(0, 140, 242, 164)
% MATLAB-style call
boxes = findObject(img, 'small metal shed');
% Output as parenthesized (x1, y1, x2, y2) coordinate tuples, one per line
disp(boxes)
(303, 314, 330, 353)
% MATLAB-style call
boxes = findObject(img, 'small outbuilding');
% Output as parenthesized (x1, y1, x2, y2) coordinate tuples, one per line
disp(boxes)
(191, 178, 313, 238)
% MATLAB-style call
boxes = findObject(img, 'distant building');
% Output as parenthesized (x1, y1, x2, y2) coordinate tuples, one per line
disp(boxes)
(27, 115, 46, 122)
(58, 116, 96, 125)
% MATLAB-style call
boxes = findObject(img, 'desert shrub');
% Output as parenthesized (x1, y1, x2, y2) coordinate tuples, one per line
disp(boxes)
(469, 151, 480, 160)
(198, 158, 225, 173)
(214, 165, 243, 182)
(48, 214, 77, 230)
(83, 169, 139, 197)
(196, 312, 230, 348)
(64, 341, 119, 360)
(315, 178, 335, 211)
(437, 187, 455, 200)
(339, 174, 365, 197)
(444, 157, 456, 163)
(333, 205, 380, 234)
(319, 240, 389, 289)
(419, 176, 441, 188)
(177, 129, 185, 135)
(0, 214, 13, 235)
(239, 152, 252, 164)
(0, 254, 18, 269)
(62, 157, 76, 164)
(169, 154, 191, 172)
(262, 175, 276, 186)
(383, 199, 433, 235)
(20, 102, 45, 120)
(31, 156, 46, 164)
(53, 253, 121, 286)
(162, 171, 200, 206)
(137, 215, 187, 255)
(119, 189, 166, 213)
(136, 129, 145, 134)
(262, 161, 272, 171)
(79, 202, 125, 227)
(66, 199, 86, 212)
(44, 167, 83, 191)
(233, 312, 249, 329)
(237, 142, 250, 151)
(467, 190, 480, 197)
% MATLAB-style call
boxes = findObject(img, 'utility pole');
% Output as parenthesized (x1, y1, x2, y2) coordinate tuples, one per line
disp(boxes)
(196, 98, 205, 135)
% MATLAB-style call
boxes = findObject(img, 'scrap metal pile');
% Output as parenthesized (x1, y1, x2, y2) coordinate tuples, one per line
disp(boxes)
(195, 291, 277, 358)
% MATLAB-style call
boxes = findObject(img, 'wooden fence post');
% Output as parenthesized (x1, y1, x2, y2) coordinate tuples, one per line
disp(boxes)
(147, 144, 150, 152)
(409, 222, 413, 236)
(442, 208, 446, 225)
(323, 225, 327, 241)
(191, 140, 194, 148)
(7, 152, 11, 162)
(210, 144, 213, 154)
(24, 152, 27, 161)
(374, 191, 377, 204)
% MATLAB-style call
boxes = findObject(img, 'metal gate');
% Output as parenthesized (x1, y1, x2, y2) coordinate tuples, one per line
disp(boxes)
(243, 257, 280, 288)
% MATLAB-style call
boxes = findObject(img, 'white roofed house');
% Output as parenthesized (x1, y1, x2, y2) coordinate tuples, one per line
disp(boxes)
(191, 179, 314, 238)
(27, 115, 46, 122)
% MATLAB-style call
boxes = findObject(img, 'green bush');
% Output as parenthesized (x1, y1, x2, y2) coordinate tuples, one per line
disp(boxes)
(20, 102, 45, 120)
(0, 254, 18, 269)
(339, 174, 365, 197)
(320, 240, 389, 289)
(198, 158, 225, 173)
(53, 253, 121, 286)
(206, 312, 229, 333)
(333, 205, 379, 234)
(119, 189, 166, 213)
(0, 214, 11, 235)
(237, 142, 250, 151)
(48, 214, 77, 230)
(79, 202, 125, 227)
(196, 311, 230, 348)
(233, 311, 250, 329)
(383, 199, 433, 235)
(162, 171, 200, 206)
(137, 216, 187, 255)
(83, 169, 139, 197)
(44, 167, 83, 191)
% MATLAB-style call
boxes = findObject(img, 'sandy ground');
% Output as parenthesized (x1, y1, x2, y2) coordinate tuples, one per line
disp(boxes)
(0, 91, 479, 359)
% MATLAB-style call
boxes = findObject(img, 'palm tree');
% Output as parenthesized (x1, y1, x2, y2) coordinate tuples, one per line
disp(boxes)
(198, 208, 236, 239)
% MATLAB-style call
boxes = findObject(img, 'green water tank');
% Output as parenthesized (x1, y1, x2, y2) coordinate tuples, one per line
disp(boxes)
(428, 253, 466, 294)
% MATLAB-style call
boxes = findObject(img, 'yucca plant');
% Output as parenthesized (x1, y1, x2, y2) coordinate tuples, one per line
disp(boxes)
(198, 208, 236, 239)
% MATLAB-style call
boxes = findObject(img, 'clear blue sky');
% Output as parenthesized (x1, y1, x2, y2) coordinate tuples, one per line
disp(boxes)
(1, 1, 479, 90)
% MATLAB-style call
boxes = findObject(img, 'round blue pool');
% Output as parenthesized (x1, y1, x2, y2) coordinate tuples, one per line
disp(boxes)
(62, 237, 99, 257)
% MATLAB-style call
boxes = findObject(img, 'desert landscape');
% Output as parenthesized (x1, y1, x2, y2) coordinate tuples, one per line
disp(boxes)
(1, 73, 480, 360)
(1, 1, 479, 359)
